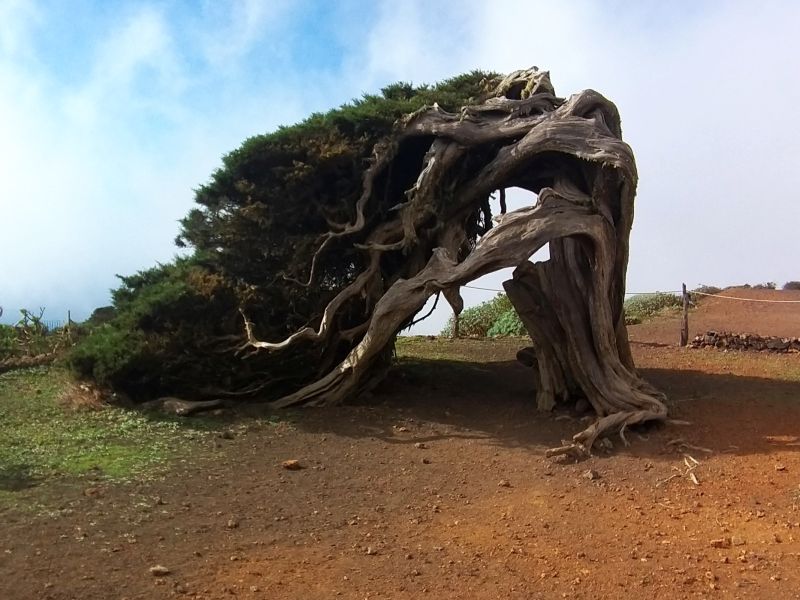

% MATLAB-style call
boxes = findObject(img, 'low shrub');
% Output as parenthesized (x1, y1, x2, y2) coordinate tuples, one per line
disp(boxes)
(624, 314, 642, 326)
(441, 290, 675, 336)
(487, 309, 526, 337)
(66, 258, 316, 400)
(783, 281, 800, 291)
(692, 284, 722, 296)
(0, 308, 68, 361)
(66, 325, 154, 390)
(87, 306, 117, 326)
(66, 259, 238, 396)
(441, 293, 514, 337)
(623, 292, 682, 322)
(752, 282, 777, 290)
(0, 325, 16, 359)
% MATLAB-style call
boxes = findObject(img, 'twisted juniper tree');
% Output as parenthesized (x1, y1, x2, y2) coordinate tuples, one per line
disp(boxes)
(71, 68, 666, 456)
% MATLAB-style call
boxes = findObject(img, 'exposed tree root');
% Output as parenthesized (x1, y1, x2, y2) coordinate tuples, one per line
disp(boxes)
(546, 406, 668, 459)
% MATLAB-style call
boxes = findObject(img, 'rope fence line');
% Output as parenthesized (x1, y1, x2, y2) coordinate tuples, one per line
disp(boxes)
(462, 284, 506, 292)
(463, 284, 685, 295)
(690, 291, 800, 304)
(460, 284, 800, 303)
(446, 283, 799, 343)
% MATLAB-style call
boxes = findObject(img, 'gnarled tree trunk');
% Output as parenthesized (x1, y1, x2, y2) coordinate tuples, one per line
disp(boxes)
(242, 67, 667, 456)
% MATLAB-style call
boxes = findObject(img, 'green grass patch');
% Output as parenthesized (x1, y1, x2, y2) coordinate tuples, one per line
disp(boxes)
(0, 366, 218, 501)
(396, 335, 523, 363)
(440, 294, 516, 337)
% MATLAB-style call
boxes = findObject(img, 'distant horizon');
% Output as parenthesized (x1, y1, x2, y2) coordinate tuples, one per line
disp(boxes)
(2, 277, 796, 332)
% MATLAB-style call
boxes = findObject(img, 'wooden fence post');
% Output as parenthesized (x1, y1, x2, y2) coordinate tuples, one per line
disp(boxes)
(680, 283, 689, 347)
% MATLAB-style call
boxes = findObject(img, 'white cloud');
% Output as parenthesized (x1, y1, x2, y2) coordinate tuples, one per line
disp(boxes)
(64, 5, 184, 126)
(0, 2, 321, 322)
(197, 0, 294, 66)
(360, 3, 460, 86)
(0, 6, 199, 320)
(0, 0, 42, 58)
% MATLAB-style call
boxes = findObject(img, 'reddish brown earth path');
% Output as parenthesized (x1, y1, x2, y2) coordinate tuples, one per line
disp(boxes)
(2, 320, 800, 598)
(628, 287, 800, 346)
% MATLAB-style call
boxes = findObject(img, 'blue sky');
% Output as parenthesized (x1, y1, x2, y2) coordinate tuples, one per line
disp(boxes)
(1, 0, 799, 333)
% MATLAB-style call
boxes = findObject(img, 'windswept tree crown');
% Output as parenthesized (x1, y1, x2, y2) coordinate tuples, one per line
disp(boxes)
(177, 70, 503, 335)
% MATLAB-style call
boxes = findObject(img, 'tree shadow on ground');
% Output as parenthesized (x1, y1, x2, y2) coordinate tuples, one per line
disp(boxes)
(290, 357, 800, 461)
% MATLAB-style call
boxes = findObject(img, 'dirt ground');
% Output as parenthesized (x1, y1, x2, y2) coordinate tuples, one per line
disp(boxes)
(2, 288, 800, 599)
(628, 287, 800, 343)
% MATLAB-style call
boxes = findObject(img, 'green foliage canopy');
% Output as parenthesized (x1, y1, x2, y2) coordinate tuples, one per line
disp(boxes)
(69, 71, 501, 399)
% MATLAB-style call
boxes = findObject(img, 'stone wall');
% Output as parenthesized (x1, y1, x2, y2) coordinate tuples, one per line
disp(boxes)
(691, 331, 800, 353)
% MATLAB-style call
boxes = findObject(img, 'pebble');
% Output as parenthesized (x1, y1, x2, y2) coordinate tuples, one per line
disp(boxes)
(149, 565, 171, 577)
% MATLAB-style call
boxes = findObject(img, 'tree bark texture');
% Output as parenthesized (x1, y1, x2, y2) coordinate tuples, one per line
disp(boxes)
(242, 68, 667, 455)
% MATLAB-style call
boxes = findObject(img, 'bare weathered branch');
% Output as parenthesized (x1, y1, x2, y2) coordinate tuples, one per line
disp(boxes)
(239, 68, 666, 456)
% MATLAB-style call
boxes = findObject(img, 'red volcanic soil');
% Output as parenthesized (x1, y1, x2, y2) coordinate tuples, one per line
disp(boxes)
(2, 291, 800, 600)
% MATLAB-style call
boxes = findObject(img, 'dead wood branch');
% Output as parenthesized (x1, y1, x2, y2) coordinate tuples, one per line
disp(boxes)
(234, 67, 666, 456)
